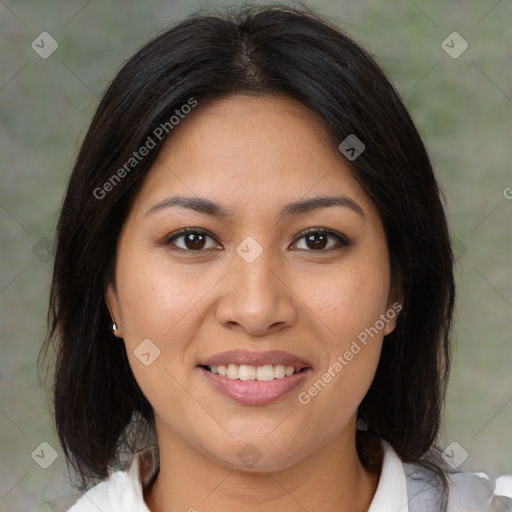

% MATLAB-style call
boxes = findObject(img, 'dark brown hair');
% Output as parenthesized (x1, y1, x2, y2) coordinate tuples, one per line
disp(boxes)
(41, 3, 455, 506)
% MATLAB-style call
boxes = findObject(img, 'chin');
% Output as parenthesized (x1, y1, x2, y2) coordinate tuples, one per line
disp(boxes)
(204, 435, 311, 473)
(225, 451, 305, 473)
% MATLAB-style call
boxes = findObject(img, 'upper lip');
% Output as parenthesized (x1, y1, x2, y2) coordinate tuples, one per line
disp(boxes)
(199, 349, 312, 370)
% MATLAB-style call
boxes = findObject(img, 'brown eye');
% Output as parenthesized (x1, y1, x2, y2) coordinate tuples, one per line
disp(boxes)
(292, 228, 350, 252)
(164, 227, 350, 254)
(165, 229, 221, 252)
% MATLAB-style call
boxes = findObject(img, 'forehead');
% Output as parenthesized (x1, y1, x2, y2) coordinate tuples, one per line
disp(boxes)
(128, 93, 379, 223)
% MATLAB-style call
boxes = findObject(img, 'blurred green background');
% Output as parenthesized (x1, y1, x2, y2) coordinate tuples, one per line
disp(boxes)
(1, 0, 511, 510)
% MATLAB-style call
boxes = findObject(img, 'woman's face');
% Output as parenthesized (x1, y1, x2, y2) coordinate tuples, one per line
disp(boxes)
(107, 93, 399, 471)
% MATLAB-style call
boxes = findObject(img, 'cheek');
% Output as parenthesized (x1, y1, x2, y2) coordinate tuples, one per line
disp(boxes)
(116, 252, 209, 344)
(292, 252, 389, 408)
(296, 257, 390, 346)
(115, 254, 204, 415)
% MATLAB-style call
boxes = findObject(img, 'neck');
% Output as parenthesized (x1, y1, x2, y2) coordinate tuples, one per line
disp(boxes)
(145, 425, 381, 512)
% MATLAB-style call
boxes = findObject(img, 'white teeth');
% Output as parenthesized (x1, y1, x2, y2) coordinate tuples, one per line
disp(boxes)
(256, 364, 275, 381)
(227, 364, 238, 379)
(238, 364, 256, 381)
(207, 363, 299, 381)
(274, 364, 285, 379)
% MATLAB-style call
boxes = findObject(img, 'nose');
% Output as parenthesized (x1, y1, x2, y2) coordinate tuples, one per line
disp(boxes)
(215, 241, 298, 337)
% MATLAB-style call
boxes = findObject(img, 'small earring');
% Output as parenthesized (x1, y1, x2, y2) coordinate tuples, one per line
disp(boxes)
(112, 323, 118, 333)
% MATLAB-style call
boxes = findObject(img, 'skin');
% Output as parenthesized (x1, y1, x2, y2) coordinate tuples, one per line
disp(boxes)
(106, 93, 400, 512)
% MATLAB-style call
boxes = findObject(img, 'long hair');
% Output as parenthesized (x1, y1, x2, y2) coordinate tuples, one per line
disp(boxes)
(41, 4, 454, 505)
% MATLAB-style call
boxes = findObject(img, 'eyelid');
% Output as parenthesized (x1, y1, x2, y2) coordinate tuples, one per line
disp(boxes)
(290, 227, 351, 251)
(162, 226, 351, 253)
(162, 227, 221, 250)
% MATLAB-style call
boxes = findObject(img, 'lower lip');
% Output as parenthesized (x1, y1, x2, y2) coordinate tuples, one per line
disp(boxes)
(199, 367, 311, 406)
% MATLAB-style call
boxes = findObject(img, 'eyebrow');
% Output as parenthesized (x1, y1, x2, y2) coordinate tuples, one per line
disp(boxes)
(145, 194, 365, 220)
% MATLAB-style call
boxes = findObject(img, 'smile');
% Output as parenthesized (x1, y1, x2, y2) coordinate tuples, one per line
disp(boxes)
(199, 365, 311, 405)
(204, 363, 303, 381)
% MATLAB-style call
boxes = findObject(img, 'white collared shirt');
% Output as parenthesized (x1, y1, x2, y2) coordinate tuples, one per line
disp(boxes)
(67, 441, 512, 511)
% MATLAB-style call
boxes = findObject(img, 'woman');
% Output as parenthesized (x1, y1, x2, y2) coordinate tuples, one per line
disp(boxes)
(43, 4, 512, 511)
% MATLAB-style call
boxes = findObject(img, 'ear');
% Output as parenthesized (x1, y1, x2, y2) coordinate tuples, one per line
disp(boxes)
(106, 281, 123, 338)
(383, 298, 403, 336)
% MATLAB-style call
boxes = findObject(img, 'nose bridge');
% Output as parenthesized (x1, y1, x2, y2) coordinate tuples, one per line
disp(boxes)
(233, 234, 281, 303)
(215, 234, 296, 333)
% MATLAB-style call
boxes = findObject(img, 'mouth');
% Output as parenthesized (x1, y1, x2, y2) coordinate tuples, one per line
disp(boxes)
(199, 363, 308, 381)
(197, 350, 312, 405)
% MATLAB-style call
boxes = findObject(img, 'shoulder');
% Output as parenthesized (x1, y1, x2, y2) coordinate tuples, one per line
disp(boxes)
(66, 471, 146, 512)
(447, 470, 512, 511)
(371, 439, 512, 511)
(404, 457, 512, 512)
(66, 448, 158, 512)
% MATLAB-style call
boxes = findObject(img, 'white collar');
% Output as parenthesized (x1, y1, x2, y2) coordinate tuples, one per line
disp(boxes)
(368, 440, 409, 511)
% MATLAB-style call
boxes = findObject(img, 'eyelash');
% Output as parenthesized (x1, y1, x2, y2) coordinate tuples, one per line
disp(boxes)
(163, 227, 351, 254)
